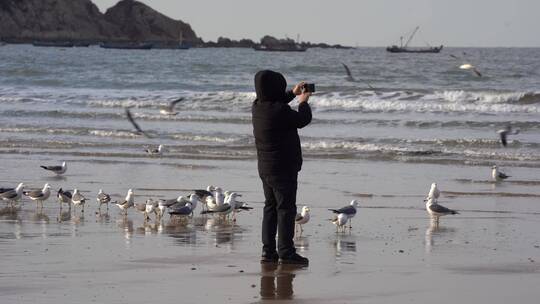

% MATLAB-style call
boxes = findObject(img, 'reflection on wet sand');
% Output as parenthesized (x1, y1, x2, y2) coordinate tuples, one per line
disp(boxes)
(57, 209, 71, 223)
(0, 206, 20, 220)
(117, 218, 134, 245)
(425, 220, 457, 253)
(260, 264, 305, 301)
(32, 211, 50, 223)
(294, 236, 310, 253)
(164, 223, 197, 245)
(334, 234, 357, 257)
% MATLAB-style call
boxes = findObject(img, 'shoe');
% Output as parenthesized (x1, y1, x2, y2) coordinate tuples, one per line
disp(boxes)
(278, 253, 309, 266)
(260, 251, 279, 264)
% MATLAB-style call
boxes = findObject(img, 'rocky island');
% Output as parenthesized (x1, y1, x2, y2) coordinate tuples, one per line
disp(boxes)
(0, 0, 350, 49)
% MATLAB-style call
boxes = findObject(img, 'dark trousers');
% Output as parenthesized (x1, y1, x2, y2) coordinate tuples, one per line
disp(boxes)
(260, 173, 298, 258)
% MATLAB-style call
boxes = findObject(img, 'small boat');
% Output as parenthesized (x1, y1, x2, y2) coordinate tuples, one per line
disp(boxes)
(253, 44, 306, 52)
(99, 42, 153, 50)
(32, 41, 74, 48)
(386, 26, 443, 54)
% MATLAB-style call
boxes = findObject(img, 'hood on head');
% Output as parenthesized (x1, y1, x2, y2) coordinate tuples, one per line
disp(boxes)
(254, 70, 287, 102)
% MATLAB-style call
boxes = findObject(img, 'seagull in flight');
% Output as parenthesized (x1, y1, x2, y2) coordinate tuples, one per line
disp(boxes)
(491, 165, 510, 182)
(450, 54, 482, 77)
(125, 108, 152, 138)
(159, 97, 184, 115)
(497, 125, 520, 147)
(40, 161, 67, 175)
(341, 62, 374, 89)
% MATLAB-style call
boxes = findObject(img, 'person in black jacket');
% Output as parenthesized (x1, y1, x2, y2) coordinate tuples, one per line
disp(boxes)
(252, 70, 312, 265)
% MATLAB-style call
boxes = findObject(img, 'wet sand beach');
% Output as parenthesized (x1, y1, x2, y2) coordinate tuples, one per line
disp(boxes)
(1, 155, 540, 303)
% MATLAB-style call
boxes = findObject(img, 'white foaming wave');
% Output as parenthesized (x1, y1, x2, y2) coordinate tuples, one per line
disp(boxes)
(435, 90, 537, 104)
(310, 91, 540, 113)
(172, 134, 239, 143)
(88, 130, 140, 138)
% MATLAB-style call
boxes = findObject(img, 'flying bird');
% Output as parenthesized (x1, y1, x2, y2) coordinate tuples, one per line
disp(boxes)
(459, 64, 482, 77)
(40, 161, 67, 175)
(159, 97, 184, 115)
(497, 125, 520, 147)
(491, 165, 510, 182)
(341, 62, 374, 89)
(125, 108, 151, 138)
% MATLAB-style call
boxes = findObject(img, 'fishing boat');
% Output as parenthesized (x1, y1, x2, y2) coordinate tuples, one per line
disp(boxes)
(32, 41, 74, 48)
(99, 42, 153, 50)
(386, 26, 443, 53)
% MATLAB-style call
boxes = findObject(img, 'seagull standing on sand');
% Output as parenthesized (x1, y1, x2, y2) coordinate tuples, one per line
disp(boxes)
(332, 213, 350, 233)
(71, 189, 87, 214)
(96, 189, 112, 212)
(295, 206, 311, 235)
(497, 125, 520, 147)
(201, 194, 236, 219)
(135, 201, 151, 221)
(0, 183, 25, 207)
(145, 144, 164, 156)
(329, 200, 359, 230)
(426, 183, 440, 202)
(24, 183, 51, 209)
(115, 189, 135, 216)
(57, 188, 72, 209)
(159, 97, 184, 115)
(40, 161, 67, 175)
(168, 202, 194, 217)
(425, 197, 458, 225)
(193, 185, 215, 211)
(491, 165, 510, 182)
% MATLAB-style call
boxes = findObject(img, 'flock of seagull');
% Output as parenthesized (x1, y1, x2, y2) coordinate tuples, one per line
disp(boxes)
(0, 160, 513, 234)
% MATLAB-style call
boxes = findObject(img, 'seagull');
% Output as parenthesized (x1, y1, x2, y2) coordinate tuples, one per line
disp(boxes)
(459, 64, 482, 77)
(341, 62, 355, 82)
(168, 202, 194, 217)
(450, 54, 482, 77)
(491, 165, 510, 182)
(201, 193, 236, 218)
(96, 189, 111, 212)
(71, 189, 87, 214)
(57, 188, 72, 209)
(159, 97, 184, 115)
(145, 144, 164, 156)
(23, 183, 51, 209)
(295, 206, 311, 236)
(426, 183, 440, 202)
(329, 200, 359, 230)
(497, 125, 520, 147)
(115, 189, 135, 216)
(332, 213, 350, 233)
(0, 183, 25, 207)
(145, 199, 158, 218)
(40, 161, 67, 175)
(125, 108, 152, 138)
(135, 202, 151, 221)
(206, 187, 225, 211)
(341, 62, 374, 89)
(193, 185, 215, 211)
(425, 197, 458, 225)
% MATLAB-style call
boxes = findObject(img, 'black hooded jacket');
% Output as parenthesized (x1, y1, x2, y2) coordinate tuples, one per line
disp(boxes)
(252, 70, 312, 176)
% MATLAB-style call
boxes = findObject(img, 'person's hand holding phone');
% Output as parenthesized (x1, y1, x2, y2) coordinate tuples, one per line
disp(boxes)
(298, 91, 311, 103)
(292, 82, 305, 96)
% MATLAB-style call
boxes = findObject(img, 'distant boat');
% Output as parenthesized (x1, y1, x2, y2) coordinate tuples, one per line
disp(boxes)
(386, 26, 443, 54)
(33, 41, 74, 48)
(99, 42, 153, 50)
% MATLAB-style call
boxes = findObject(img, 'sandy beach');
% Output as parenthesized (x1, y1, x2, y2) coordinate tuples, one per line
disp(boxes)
(1, 154, 540, 303)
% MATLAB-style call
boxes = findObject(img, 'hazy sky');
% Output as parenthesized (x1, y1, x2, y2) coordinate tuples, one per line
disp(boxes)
(93, 0, 540, 47)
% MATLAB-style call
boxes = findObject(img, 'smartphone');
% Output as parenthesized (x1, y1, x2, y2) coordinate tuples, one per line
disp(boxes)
(303, 83, 316, 93)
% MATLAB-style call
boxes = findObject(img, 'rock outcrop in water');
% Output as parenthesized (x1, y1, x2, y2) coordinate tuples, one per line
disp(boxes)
(0, 0, 199, 44)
